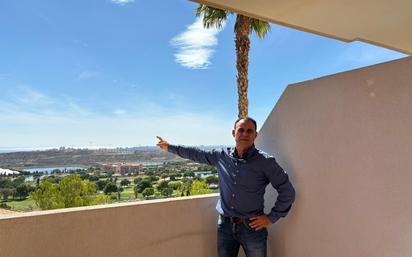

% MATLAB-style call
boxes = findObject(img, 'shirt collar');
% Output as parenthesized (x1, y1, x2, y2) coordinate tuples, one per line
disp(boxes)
(232, 144, 256, 160)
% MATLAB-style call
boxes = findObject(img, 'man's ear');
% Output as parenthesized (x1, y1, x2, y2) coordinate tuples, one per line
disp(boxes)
(232, 129, 235, 137)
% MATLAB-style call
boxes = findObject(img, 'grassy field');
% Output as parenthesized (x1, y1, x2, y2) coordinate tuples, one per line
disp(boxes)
(6, 198, 40, 212)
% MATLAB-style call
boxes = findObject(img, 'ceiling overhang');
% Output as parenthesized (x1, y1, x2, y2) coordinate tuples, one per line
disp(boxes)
(192, 0, 412, 55)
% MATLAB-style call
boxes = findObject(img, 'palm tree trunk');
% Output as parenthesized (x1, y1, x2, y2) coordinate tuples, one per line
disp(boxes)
(235, 14, 251, 119)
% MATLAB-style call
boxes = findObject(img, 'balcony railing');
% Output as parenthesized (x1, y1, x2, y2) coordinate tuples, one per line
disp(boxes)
(0, 194, 221, 257)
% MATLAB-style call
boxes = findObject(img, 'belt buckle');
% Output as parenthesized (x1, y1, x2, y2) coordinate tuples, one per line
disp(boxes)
(231, 217, 242, 224)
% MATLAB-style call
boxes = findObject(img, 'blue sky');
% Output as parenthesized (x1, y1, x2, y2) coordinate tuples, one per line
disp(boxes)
(0, 0, 407, 149)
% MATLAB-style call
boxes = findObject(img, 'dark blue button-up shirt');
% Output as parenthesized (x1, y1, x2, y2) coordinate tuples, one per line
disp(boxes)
(168, 144, 295, 223)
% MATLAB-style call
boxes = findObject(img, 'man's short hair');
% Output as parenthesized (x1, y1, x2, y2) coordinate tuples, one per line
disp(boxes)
(234, 117, 257, 131)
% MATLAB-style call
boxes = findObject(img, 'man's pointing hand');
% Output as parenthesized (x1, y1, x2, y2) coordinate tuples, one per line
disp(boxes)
(156, 136, 169, 151)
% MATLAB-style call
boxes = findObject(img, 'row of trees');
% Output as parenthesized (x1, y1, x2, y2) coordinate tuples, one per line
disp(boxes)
(0, 159, 219, 211)
(28, 172, 218, 210)
(0, 176, 34, 201)
(133, 174, 217, 198)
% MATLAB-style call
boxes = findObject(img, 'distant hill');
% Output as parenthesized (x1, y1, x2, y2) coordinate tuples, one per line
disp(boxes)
(0, 145, 232, 169)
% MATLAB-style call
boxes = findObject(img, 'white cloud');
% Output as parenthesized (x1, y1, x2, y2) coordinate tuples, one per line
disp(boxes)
(77, 71, 100, 80)
(170, 17, 226, 69)
(110, 0, 134, 5)
(1, 86, 94, 118)
(11, 86, 53, 106)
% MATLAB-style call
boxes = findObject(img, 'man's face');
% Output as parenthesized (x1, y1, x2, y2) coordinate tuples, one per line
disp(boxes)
(232, 119, 257, 149)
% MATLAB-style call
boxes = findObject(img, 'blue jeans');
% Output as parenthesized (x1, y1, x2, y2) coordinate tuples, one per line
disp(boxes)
(217, 218, 268, 257)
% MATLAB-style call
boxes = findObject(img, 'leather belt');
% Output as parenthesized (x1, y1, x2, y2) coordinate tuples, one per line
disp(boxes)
(221, 215, 246, 224)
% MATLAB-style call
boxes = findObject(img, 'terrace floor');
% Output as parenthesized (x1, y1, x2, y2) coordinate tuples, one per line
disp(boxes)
(0, 208, 18, 216)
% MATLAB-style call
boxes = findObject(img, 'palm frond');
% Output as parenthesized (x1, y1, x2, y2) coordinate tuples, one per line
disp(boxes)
(196, 4, 229, 29)
(250, 19, 271, 38)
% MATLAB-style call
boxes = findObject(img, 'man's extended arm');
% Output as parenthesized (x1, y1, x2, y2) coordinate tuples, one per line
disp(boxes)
(156, 136, 219, 166)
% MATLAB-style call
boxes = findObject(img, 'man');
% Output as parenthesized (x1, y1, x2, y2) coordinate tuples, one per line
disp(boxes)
(156, 117, 295, 257)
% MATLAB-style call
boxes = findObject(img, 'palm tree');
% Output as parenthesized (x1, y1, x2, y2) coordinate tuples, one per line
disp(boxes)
(196, 5, 270, 118)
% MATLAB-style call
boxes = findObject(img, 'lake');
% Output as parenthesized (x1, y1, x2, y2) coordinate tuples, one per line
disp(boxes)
(23, 162, 162, 174)
(23, 166, 85, 173)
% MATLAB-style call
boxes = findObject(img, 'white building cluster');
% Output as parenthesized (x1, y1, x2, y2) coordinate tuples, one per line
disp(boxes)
(0, 168, 20, 176)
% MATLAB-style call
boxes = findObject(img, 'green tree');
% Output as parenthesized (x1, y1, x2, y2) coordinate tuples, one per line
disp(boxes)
(157, 180, 173, 196)
(14, 183, 33, 200)
(11, 176, 25, 187)
(133, 186, 139, 198)
(142, 187, 155, 198)
(176, 179, 192, 197)
(103, 182, 118, 195)
(149, 175, 159, 182)
(0, 177, 12, 189)
(133, 176, 143, 185)
(206, 175, 219, 185)
(30, 174, 109, 210)
(196, 5, 270, 118)
(168, 181, 182, 190)
(145, 170, 154, 176)
(88, 174, 100, 182)
(117, 186, 124, 200)
(30, 181, 59, 209)
(120, 179, 130, 187)
(183, 171, 195, 177)
(191, 180, 212, 196)
(43, 175, 61, 184)
(0, 188, 13, 201)
(79, 172, 90, 180)
(143, 175, 156, 182)
(169, 173, 178, 181)
(51, 168, 62, 174)
(134, 180, 152, 194)
(96, 180, 109, 191)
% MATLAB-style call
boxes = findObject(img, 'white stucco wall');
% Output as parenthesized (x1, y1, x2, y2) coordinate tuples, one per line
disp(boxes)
(256, 56, 412, 257)
(0, 195, 219, 257)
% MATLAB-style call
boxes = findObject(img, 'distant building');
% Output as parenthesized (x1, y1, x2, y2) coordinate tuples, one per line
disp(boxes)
(0, 168, 20, 176)
(194, 171, 213, 178)
(208, 183, 219, 189)
(102, 163, 142, 176)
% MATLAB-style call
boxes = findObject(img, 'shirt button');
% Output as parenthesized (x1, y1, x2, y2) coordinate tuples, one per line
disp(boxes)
(232, 194, 235, 197)
(231, 206, 234, 209)
(234, 181, 237, 184)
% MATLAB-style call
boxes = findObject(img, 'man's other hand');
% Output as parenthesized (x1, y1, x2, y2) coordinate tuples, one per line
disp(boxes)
(156, 136, 169, 151)
(249, 215, 272, 231)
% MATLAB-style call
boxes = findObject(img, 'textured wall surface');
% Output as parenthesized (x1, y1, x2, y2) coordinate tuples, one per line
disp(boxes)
(0, 195, 219, 257)
(256, 56, 412, 257)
